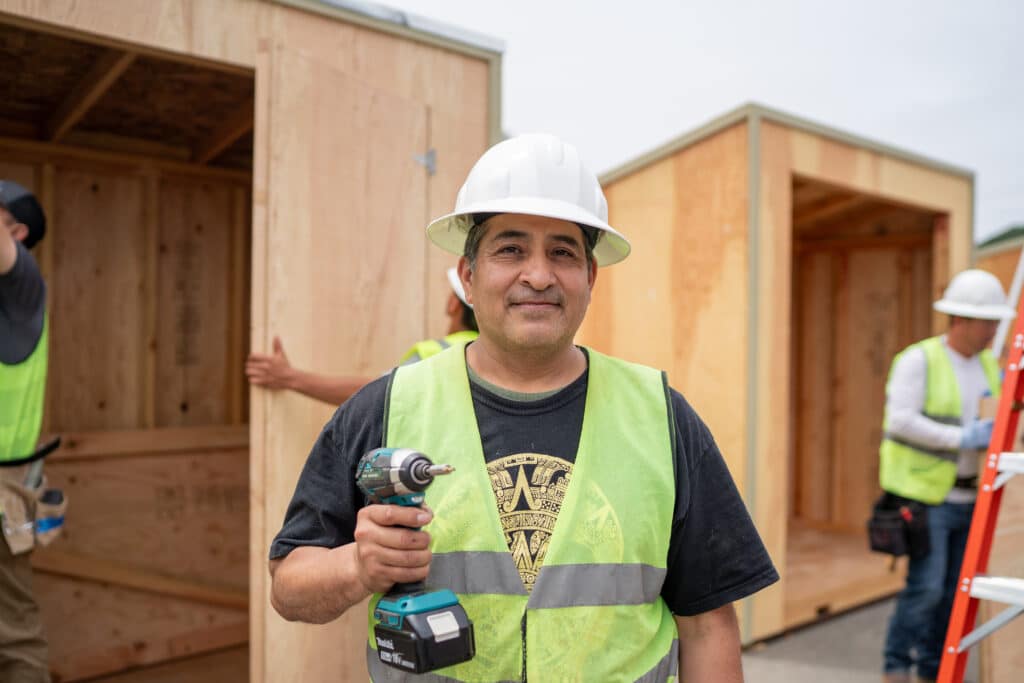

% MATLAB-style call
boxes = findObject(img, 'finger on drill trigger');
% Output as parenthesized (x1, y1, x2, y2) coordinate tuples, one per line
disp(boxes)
(365, 503, 429, 528)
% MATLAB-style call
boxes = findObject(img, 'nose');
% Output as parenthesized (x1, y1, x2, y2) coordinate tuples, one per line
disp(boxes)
(519, 251, 557, 291)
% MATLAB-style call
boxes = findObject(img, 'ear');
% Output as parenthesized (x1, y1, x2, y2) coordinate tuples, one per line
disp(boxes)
(587, 257, 598, 290)
(11, 223, 28, 243)
(457, 256, 473, 306)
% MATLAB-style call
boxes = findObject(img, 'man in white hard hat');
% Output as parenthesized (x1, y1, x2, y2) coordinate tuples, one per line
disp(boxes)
(268, 134, 777, 682)
(879, 269, 1015, 683)
(245, 267, 478, 405)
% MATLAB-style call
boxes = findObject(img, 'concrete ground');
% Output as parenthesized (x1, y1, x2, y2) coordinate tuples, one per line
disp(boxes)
(741, 598, 981, 683)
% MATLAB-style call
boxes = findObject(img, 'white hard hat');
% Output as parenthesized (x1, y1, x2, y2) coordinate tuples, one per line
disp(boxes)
(447, 267, 471, 308)
(933, 269, 1016, 320)
(426, 134, 630, 266)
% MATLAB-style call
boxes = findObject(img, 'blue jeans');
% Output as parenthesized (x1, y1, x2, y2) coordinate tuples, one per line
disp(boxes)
(883, 500, 974, 679)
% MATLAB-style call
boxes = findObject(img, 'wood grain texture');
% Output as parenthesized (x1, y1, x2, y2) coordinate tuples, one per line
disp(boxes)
(48, 166, 146, 430)
(35, 574, 247, 682)
(156, 178, 234, 426)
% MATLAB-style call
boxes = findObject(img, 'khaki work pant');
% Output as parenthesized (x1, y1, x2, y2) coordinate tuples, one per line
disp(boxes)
(0, 531, 49, 683)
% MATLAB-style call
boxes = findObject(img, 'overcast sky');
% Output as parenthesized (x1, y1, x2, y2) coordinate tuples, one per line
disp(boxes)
(379, 0, 1022, 242)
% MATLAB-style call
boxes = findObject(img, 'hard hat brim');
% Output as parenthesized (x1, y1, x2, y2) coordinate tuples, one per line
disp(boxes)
(426, 196, 631, 267)
(933, 300, 1017, 320)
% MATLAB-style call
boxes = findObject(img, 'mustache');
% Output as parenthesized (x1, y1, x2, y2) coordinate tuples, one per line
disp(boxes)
(508, 290, 563, 306)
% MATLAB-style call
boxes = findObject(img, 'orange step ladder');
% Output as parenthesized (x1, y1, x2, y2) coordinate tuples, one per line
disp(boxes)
(938, 314, 1024, 682)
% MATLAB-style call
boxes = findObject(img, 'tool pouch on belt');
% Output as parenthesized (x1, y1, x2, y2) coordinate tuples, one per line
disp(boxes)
(867, 492, 930, 559)
(0, 472, 67, 555)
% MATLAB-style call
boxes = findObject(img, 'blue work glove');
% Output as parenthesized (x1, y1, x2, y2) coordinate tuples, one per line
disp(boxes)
(960, 418, 994, 450)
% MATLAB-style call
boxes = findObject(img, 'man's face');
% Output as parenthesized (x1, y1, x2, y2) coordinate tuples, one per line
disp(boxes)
(962, 317, 1000, 355)
(460, 213, 597, 355)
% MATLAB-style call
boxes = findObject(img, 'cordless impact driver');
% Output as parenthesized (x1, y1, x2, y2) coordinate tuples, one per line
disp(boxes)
(355, 447, 476, 673)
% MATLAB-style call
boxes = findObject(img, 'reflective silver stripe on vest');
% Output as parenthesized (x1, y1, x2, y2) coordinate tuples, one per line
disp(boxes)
(367, 641, 677, 682)
(438, 338, 451, 350)
(882, 433, 959, 463)
(366, 645, 519, 683)
(528, 563, 666, 608)
(430, 552, 528, 596)
(637, 638, 679, 683)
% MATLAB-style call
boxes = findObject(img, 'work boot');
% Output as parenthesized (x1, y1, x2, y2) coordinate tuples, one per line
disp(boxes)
(882, 674, 910, 683)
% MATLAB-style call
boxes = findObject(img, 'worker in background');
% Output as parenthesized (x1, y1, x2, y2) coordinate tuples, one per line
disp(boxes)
(0, 181, 51, 682)
(879, 269, 1014, 683)
(245, 267, 478, 405)
(267, 134, 778, 681)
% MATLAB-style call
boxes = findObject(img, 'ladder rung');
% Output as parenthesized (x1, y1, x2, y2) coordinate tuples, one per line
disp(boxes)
(995, 452, 1024, 475)
(970, 576, 1024, 607)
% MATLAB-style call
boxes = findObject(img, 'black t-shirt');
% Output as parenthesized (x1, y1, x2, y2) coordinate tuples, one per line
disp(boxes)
(271, 352, 778, 616)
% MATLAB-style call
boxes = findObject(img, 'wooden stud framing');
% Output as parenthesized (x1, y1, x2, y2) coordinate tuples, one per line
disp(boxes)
(193, 100, 254, 164)
(45, 48, 136, 142)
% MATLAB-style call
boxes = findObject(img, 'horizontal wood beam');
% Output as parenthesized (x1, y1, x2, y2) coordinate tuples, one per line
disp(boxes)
(52, 620, 248, 683)
(793, 193, 871, 227)
(795, 232, 931, 253)
(63, 129, 192, 161)
(46, 49, 137, 142)
(43, 425, 249, 461)
(193, 100, 254, 164)
(32, 547, 248, 610)
(0, 135, 252, 183)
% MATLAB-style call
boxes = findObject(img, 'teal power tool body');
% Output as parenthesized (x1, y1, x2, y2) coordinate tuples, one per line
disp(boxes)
(355, 447, 476, 674)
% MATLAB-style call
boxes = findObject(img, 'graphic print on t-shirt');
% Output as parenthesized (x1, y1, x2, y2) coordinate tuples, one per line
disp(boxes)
(486, 452, 573, 592)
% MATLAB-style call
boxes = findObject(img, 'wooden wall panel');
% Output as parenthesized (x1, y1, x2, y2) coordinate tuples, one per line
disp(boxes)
(425, 105, 489, 341)
(41, 436, 248, 589)
(156, 178, 234, 426)
(87, 646, 247, 683)
(258, 46, 430, 683)
(581, 123, 749, 482)
(793, 251, 834, 523)
(48, 166, 146, 430)
(832, 249, 901, 530)
(35, 574, 246, 682)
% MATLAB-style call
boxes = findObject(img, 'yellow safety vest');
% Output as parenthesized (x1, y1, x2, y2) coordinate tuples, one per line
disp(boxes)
(370, 346, 679, 682)
(879, 336, 1001, 504)
(397, 330, 479, 366)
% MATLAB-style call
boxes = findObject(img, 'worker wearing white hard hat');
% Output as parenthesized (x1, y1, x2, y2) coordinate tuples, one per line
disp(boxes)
(270, 133, 777, 682)
(879, 268, 1014, 682)
(246, 268, 477, 405)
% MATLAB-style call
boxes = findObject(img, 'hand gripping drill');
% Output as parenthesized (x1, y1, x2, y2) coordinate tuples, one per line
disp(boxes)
(355, 447, 476, 674)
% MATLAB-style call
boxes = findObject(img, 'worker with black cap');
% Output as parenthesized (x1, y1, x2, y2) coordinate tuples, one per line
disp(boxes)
(0, 179, 52, 681)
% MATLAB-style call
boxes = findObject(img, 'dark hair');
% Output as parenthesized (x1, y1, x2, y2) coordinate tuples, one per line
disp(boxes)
(463, 213, 599, 269)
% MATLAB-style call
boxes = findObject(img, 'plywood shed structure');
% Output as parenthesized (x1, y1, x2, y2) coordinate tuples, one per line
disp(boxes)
(577, 103, 974, 644)
(0, 1, 500, 681)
